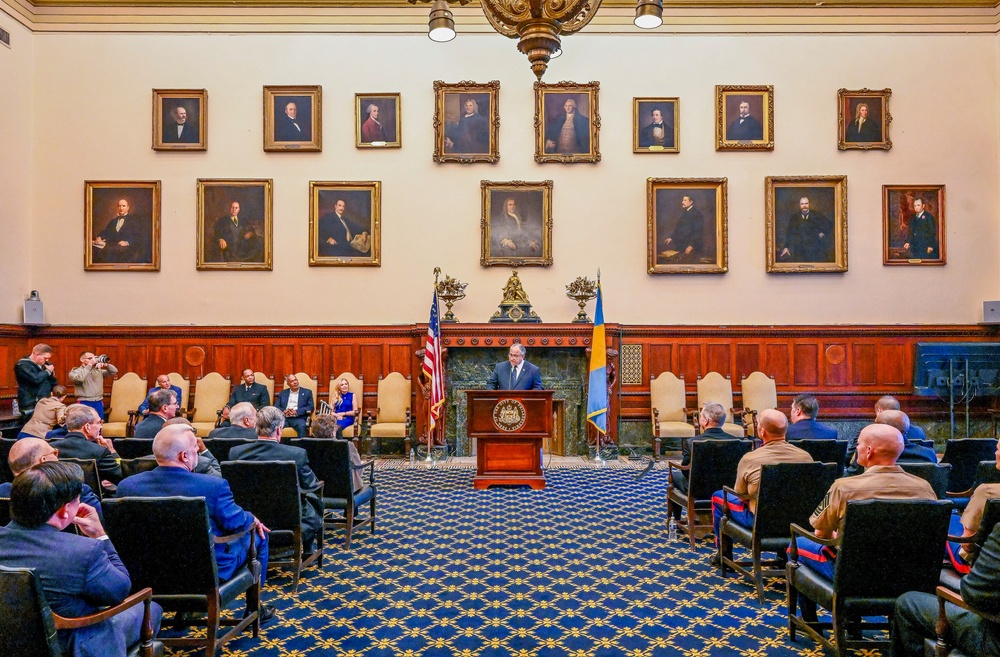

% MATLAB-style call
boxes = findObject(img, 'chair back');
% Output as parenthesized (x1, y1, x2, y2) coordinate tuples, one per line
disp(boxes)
(201, 438, 256, 463)
(254, 372, 275, 405)
(834, 499, 952, 598)
(972, 499, 1000, 551)
(0, 565, 62, 657)
(113, 438, 155, 460)
(330, 373, 364, 438)
(898, 462, 952, 499)
(697, 372, 735, 423)
(910, 438, 935, 450)
(167, 372, 191, 412)
(788, 439, 849, 474)
(942, 439, 999, 493)
(754, 462, 838, 538)
(293, 372, 319, 418)
(376, 372, 410, 423)
(0, 498, 10, 527)
(291, 438, 355, 499)
(221, 461, 301, 532)
(57, 458, 101, 500)
(120, 457, 159, 479)
(107, 372, 148, 423)
(970, 460, 1000, 490)
(688, 439, 753, 500)
(0, 438, 16, 483)
(740, 371, 777, 414)
(191, 372, 231, 424)
(103, 497, 219, 593)
(650, 372, 687, 422)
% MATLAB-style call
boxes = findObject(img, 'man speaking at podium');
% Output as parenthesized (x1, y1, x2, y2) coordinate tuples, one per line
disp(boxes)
(488, 344, 544, 391)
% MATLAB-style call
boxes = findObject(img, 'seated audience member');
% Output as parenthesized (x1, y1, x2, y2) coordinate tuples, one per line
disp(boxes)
(312, 413, 365, 493)
(846, 409, 937, 475)
(132, 389, 179, 438)
(208, 402, 258, 439)
(876, 395, 927, 441)
(946, 439, 1000, 573)
(51, 404, 123, 489)
(18, 385, 69, 439)
(0, 461, 162, 657)
(68, 351, 118, 420)
(116, 424, 276, 623)
(136, 374, 183, 416)
(785, 394, 838, 440)
(275, 374, 314, 438)
(671, 402, 736, 498)
(710, 409, 812, 565)
(0, 437, 103, 520)
(219, 370, 271, 423)
(893, 519, 1000, 657)
(331, 377, 359, 432)
(164, 417, 221, 477)
(228, 406, 323, 555)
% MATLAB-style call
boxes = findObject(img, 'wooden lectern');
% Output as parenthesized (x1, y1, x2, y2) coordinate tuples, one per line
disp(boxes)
(466, 389, 553, 490)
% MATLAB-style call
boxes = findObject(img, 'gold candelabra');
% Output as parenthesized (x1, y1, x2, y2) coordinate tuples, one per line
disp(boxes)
(565, 276, 597, 323)
(435, 268, 468, 323)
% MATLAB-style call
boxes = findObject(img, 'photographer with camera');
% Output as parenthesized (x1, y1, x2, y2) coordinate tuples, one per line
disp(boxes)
(69, 351, 118, 419)
(14, 343, 57, 426)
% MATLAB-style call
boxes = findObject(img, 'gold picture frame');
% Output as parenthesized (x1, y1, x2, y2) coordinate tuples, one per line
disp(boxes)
(85, 181, 161, 271)
(634, 97, 679, 154)
(263, 85, 321, 152)
(356, 93, 401, 149)
(308, 181, 381, 267)
(197, 179, 273, 271)
(647, 178, 728, 274)
(481, 180, 553, 267)
(883, 185, 945, 266)
(535, 81, 601, 163)
(765, 175, 848, 273)
(716, 85, 774, 151)
(838, 88, 892, 151)
(433, 80, 500, 164)
(152, 89, 206, 151)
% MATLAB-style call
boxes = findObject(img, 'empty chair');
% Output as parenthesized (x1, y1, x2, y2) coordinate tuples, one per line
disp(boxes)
(948, 459, 1000, 511)
(58, 458, 102, 501)
(189, 373, 231, 437)
(367, 372, 412, 455)
(788, 439, 849, 475)
(102, 372, 148, 438)
(942, 438, 998, 494)
(120, 457, 159, 479)
(696, 372, 744, 438)
(740, 371, 778, 439)
(113, 438, 155, 460)
(898, 462, 953, 499)
(649, 372, 696, 460)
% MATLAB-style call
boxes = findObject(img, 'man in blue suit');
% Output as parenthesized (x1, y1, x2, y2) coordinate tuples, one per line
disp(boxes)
(785, 394, 838, 440)
(275, 374, 314, 437)
(487, 343, 544, 391)
(136, 374, 184, 416)
(116, 424, 276, 623)
(0, 461, 162, 657)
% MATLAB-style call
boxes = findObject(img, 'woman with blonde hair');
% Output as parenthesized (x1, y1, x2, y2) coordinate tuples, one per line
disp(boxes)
(332, 377, 358, 432)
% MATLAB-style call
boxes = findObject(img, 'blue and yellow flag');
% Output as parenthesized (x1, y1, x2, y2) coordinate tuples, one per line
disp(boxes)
(586, 281, 608, 435)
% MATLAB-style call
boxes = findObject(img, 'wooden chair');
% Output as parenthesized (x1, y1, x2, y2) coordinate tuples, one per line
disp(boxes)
(931, 583, 1000, 657)
(649, 372, 696, 460)
(329, 373, 364, 441)
(0, 565, 161, 657)
(367, 373, 411, 455)
(190, 373, 231, 437)
(280, 373, 318, 439)
(253, 372, 275, 406)
(168, 372, 191, 416)
(103, 372, 148, 438)
(739, 371, 778, 439)
(696, 372, 745, 438)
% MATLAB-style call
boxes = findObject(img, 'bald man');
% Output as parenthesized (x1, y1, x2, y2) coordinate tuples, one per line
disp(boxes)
(876, 410, 937, 464)
(0, 438, 103, 520)
(710, 409, 812, 564)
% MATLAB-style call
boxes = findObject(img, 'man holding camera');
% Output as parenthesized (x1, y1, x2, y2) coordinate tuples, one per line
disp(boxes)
(69, 351, 118, 419)
(14, 343, 57, 425)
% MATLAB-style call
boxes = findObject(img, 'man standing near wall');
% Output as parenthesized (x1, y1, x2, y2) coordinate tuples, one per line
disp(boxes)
(69, 351, 118, 419)
(15, 343, 57, 425)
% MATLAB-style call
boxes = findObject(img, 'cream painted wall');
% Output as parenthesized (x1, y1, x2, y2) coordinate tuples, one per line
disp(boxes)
(0, 15, 33, 323)
(26, 31, 1000, 325)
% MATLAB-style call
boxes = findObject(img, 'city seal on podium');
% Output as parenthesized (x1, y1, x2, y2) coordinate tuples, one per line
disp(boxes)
(492, 398, 527, 432)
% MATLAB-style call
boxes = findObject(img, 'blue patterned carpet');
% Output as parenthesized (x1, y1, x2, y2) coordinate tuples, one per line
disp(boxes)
(168, 468, 830, 656)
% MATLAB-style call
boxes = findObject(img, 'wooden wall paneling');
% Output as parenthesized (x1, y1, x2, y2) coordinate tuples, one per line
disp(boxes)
(329, 344, 353, 381)
(240, 344, 266, 374)
(793, 343, 819, 387)
(121, 345, 148, 378)
(272, 344, 296, 382)
(852, 343, 878, 386)
(359, 344, 383, 388)
(0, 345, 11, 388)
(211, 344, 237, 377)
(152, 345, 180, 377)
(823, 343, 849, 387)
(706, 343, 731, 377)
(879, 342, 909, 387)
(763, 343, 791, 385)
(735, 343, 760, 382)
(648, 344, 672, 382)
(388, 344, 412, 377)
(301, 344, 325, 383)
(677, 344, 702, 383)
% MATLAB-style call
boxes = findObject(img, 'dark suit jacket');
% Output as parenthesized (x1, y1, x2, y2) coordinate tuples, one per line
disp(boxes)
(276, 388, 314, 420)
(132, 414, 166, 439)
(0, 481, 102, 520)
(786, 419, 838, 440)
(162, 120, 199, 144)
(117, 465, 256, 580)
(274, 115, 309, 142)
(228, 382, 270, 410)
(95, 214, 150, 264)
(681, 426, 737, 467)
(727, 114, 763, 141)
(487, 360, 543, 391)
(844, 118, 881, 142)
(638, 121, 674, 149)
(51, 432, 123, 483)
(137, 385, 183, 415)
(207, 425, 258, 440)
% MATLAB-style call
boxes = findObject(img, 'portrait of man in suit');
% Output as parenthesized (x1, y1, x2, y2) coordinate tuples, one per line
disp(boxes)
(647, 179, 726, 274)
(844, 101, 882, 143)
(443, 93, 491, 154)
(543, 94, 591, 155)
(197, 180, 272, 270)
(839, 89, 891, 150)
(86, 183, 159, 270)
(883, 186, 945, 265)
(767, 176, 847, 273)
(726, 100, 763, 141)
(273, 97, 312, 142)
(717, 86, 772, 151)
(356, 94, 400, 148)
(309, 183, 380, 266)
(162, 103, 199, 144)
(635, 99, 677, 152)
(264, 86, 320, 151)
(153, 89, 206, 151)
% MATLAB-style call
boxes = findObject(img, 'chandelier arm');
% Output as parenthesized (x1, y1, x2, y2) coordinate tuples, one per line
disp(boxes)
(481, 0, 529, 36)
(554, 0, 603, 34)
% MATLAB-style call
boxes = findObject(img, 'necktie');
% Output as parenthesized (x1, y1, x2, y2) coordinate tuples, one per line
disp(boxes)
(511, 366, 518, 387)
(232, 217, 238, 227)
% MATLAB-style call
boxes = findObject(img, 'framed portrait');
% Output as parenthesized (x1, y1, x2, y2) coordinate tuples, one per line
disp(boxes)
(308, 181, 381, 267)
(433, 80, 500, 164)
(647, 178, 727, 274)
(355, 93, 401, 148)
(85, 181, 160, 271)
(263, 85, 321, 152)
(197, 179, 272, 271)
(633, 97, 679, 153)
(152, 89, 206, 151)
(765, 176, 848, 273)
(716, 85, 773, 151)
(534, 81, 601, 163)
(838, 88, 892, 151)
(481, 180, 553, 267)
(882, 185, 945, 266)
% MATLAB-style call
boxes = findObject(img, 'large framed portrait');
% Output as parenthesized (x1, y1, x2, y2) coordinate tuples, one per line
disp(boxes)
(308, 181, 381, 267)
(534, 81, 601, 164)
(766, 176, 848, 273)
(882, 185, 945, 266)
(433, 80, 499, 164)
(647, 178, 727, 274)
(481, 180, 553, 267)
(152, 89, 206, 151)
(197, 179, 272, 271)
(838, 88, 892, 151)
(263, 85, 321, 152)
(85, 181, 160, 271)
(355, 93, 401, 148)
(716, 85, 773, 151)
(634, 97, 679, 153)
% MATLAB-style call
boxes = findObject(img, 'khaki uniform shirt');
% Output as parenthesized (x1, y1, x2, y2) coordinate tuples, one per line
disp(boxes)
(68, 363, 118, 401)
(810, 464, 937, 535)
(961, 482, 1000, 534)
(20, 396, 67, 438)
(735, 440, 813, 514)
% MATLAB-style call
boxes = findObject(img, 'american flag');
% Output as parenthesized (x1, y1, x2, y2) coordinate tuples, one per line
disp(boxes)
(423, 289, 445, 429)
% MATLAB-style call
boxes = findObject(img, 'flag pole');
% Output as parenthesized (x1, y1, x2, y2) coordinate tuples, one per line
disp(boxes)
(424, 268, 443, 463)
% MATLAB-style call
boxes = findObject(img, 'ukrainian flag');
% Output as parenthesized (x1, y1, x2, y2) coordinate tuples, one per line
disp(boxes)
(586, 281, 608, 435)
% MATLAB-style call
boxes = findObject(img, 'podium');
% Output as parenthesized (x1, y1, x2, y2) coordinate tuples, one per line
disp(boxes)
(466, 389, 553, 490)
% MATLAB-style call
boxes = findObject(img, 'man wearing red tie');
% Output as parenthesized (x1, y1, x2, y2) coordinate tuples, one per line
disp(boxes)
(487, 343, 544, 390)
